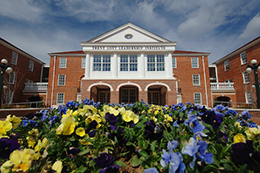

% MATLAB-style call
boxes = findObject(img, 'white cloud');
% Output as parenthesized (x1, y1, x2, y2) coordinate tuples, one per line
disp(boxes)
(239, 13, 260, 39)
(0, 0, 43, 22)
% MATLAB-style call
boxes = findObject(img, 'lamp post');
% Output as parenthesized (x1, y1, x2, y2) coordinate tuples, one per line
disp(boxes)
(246, 59, 260, 109)
(0, 59, 12, 108)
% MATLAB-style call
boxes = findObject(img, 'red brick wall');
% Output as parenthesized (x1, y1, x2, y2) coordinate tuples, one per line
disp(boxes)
(216, 41, 260, 105)
(173, 56, 212, 106)
(47, 56, 85, 105)
(0, 43, 43, 103)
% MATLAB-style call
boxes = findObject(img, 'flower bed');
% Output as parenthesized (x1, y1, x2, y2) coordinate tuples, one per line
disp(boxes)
(1, 98, 260, 173)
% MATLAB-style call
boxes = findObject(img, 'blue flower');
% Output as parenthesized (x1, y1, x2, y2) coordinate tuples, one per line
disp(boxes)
(248, 121, 258, 128)
(184, 115, 205, 133)
(225, 109, 238, 116)
(58, 105, 68, 115)
(197, 141, 214, 164)
(169, 151, 186, 173)
(41, 115, 48, 121)
(215, 104, 227, 111)
(66, 100, 75, 108)
(160, 149, 171, 167)
(144, 167, 158, 173)
(240, 110, 252, 121)
(167, 139, 178, 151)
(49, 115, 61, 127)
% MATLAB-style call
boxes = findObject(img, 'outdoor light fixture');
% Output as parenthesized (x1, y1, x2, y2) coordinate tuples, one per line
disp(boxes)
(0, 59, 12, 108)
(246, 59, 260, 108)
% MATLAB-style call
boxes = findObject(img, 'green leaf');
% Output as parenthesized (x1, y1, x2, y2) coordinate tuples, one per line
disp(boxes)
(139, 150, 149, 159)
(130, 155, 141, 167)
(75, 165, 88, 173)
(138, 138, 149, 149)
(79, 148, 90, 156)
(126, 142, 136, 148)
(202, 122, 214, 133)
(224, 163, 233, 171)
(88, 160, 96, 167)
(114, 160, 126, 167)
(150, 140, 157, 152)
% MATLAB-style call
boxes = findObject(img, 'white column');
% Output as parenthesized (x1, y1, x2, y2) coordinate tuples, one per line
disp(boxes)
(139, 52, 145, 78)
(167, 52, 173, 78)
(84, 53, 90, 79)
(112, 52, 118, 78)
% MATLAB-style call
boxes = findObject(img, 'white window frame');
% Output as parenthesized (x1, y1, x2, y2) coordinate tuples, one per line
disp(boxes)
(243, 71, 250, 84)
(120, 55, 138, 71)
(6, 90, 13, 104)
(121, 88, 137, 103)
(148, 90, 160, 105)
(245, 91, 252, 104)
(194, 93, 202, 104)
(57, 93, 65, 104)
(82, 58, 86, 68)
(191, 57, 199, 68)
(93, 55, 111, 71)
(9, 72, 15, 84)
(58, 74, 66, 86)
(192, 74, 200, 86)
(29, 60, 34, 72)
(59, 58, 67, 68)
(98, 91, 110, 104)
(240, 51, 247, 65)
(172, 57, 177, 68)
(147, 55, 165, 71)
(11, 52, 18, 65)
(224, 60, 229, 71)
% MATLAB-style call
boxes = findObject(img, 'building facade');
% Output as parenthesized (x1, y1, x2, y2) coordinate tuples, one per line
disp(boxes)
(0, 37, 46, 106)
(212, 36, 260, 108)
(47, 23, 212, 107)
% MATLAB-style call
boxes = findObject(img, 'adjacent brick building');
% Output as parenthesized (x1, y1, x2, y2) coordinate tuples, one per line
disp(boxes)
(0, 37, 46, 106)
(212, 36, 260, 108)
(47, 22, 212, 107)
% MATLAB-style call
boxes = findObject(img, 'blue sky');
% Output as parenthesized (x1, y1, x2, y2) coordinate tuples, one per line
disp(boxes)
(0, 0, 260, 65)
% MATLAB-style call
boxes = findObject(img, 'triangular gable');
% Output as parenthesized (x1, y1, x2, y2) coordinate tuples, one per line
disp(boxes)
(86, 22, 172, 43)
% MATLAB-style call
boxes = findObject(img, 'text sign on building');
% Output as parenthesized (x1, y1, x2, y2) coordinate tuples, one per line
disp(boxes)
(92, 46, 166, 50)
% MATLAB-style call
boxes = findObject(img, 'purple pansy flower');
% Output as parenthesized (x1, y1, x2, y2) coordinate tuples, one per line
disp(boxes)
(105, 113, 118, 131)
(94, 153, 120, 173)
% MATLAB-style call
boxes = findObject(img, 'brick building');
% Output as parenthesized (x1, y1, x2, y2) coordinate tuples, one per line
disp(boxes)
(47, 22, 212, 107)
(211, 36, 260, 108)
(0, 37, 46, 106)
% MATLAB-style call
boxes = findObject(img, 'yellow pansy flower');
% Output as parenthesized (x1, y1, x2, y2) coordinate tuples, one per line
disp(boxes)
(0, 120, 12, 138)
(6, 115, 21, 129)
(132, 114, 139, 124)
(28, 128, 39, 137)
(72, 110, 79, 117)
(234, 122, 242, 130)
(76, 127, 85, 137)
(52, 160, 63, 173)
(1, 160, 12, 173)
(122, 110, 133, 122)
(108, 107, 120, 116)
(34, 138, 49, 153)
(56, 115, 76, 135)
(151, 117, 157, 123)
(245, 128, 260, 141)
(10, 149, 35, 172)
(26, 137, 36, 148)
(233, 133, 246, 144)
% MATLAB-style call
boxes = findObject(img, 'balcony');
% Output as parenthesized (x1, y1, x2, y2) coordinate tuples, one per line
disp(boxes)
(210, 82, 235, 93)
(23, 82, 48, 93)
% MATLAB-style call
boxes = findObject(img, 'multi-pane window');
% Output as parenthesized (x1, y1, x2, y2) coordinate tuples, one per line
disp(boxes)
(29, 60, 34, 71)
(172, 57, 177, 68)
(57, 93, 65, 104)
(59, 58, 67, 68)
(192, 74, 200, 85)
(245, 91, 252, 104)
(240, 51, 247, 65)
(243, 71, 250, 83)
(9, 72, 15, 84)
(147, 55, 165, 71)
(58, 74, 66, 86)
(191, 57, 199, 68)
(224, 60, 229, 71)
(11, 52, 18, 65)
(120, 55, 138, 71)
(148, 91, 160, 105)
(82, 58, 86, 68)
(121, 88, 137, 103)
(6, 91, 13, 104)
(194, 93, 202, 104)
(93, 55, 111, 71)
(99, 91, 110, 104)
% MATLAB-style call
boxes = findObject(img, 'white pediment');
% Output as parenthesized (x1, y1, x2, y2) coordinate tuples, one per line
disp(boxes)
(87, 22, 172, 43)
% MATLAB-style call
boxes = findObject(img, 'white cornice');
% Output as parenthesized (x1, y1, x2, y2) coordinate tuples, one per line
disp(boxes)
(172, 53, 210, 56)
(0, 39, 45, 64)
(48, 53, 85, 57)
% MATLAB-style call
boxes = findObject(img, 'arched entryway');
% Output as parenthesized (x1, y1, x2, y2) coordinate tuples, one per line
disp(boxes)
(119, 85, 139, 104)
(90, 85, 111, 104)
(214, 96, 231, 107)
(147, 85, 167, 105)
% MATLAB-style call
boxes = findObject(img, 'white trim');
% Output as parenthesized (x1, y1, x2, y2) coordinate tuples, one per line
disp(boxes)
(191, 57, 199, 68)
(144, 82, 171, 91)
(116, 82, 142, 91)
(59, 57, 67, 68)
(87, 82, 114, 91)
(211, 93, 236, 95)
(58, 74, 66, 86)
(57, 93, 65, 105)
(172, 57, 177, 68)
(194, 92, 202, 104)
(51, 56, 56, 106)
(202, 56, 209, 107)
(192, 74, 200, 86)
(242, 71, 250, 84)
(240, 51, 247, 65)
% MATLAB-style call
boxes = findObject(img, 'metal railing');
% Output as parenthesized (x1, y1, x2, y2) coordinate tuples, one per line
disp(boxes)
(210, 82, 235, 90)
(23, 82, 48, 92)
(3, 101, 46, 108)
(210, 100, 254, 109)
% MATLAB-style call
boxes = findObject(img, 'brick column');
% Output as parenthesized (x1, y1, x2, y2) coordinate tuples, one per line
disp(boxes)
(111, 91, 119, 104)
(139, 91, 147, 103)
(166, 91, 176, 105)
